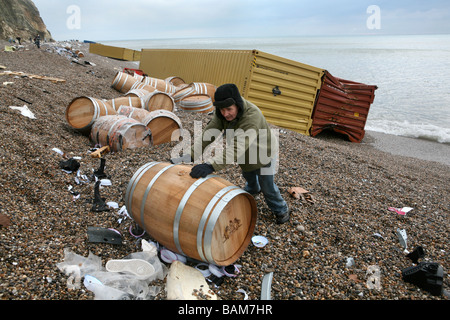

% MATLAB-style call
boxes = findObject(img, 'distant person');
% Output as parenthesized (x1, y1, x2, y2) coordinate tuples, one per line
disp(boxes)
(34, 35, 40, 49)
(16, 37, 21, 45)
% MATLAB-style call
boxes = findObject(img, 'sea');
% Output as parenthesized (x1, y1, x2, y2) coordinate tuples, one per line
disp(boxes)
(101, 34, 450, 144)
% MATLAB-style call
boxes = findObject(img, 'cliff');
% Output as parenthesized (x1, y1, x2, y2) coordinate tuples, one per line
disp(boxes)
(0, 0, 52, 41)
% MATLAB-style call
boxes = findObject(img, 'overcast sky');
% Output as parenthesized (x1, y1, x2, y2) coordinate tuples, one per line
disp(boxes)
(33, 0, 450, 41)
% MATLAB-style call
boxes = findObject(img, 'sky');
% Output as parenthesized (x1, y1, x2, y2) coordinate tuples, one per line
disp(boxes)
(32, 0, 450, 41)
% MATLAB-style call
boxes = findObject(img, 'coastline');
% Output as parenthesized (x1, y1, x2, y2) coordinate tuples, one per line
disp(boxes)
(365, 131, 450, 167)
(0, 40, 448, 301)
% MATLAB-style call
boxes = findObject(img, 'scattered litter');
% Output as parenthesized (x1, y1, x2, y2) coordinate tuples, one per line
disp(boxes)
(366, 265, 381, 290)
(117, 205, 131, 224)
(346, 257, 355, 268)
(288, 186, 315, 203)
(105, 258, 156, 280)
(261, 272, 274, 300)
(141, 239, 158, 256)
(52, 147, 65, 157)
(1, 70, 65, 83)
(166, 260, 218, 300)
(92, 180, 110, 212)
(402, 262, 444, 296)
(89, 146, 110, 159)
(56, 248, 103, 290)
(237, 289, 249, 300)
(81, 248, 165, 300)
(93, 158, 109, 180)
(59, 158, 80, 173)
(372, 232, 385, 240)
(396, 228, 408, 251)
(9, 105, 36, 119)
(388, 206, 414, 216)
(407, 246, 425, 264)
(160, 247, 187, 264)
(129, 223, 145, 237)
(252, 235, 268, 248)
(106, 201, 119, 209)
(195, 263, 211, 277)
(87, 226, 122, 245)
(3, 81, 14, 86)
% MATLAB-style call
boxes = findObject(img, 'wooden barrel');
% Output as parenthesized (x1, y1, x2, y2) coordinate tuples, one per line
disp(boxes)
(179, 94, 214, 113)
(65, 96, 116, 134)
(112, 71, 140, 93)
(145, 91, 175, 112)
(107, 96, 144, 111)
(165, 76, 185, 87)
(117, 105, 151, 123)
(133, 73, 145, 82)
(172, 85, 196, 104)
(130, 81, 157, 94)
(191, 82, 217, 101)
(90, 115, 151, 152)
(142, 76, 176, 94)
(125, 88, 152, 99)
(125, 162, 257, 266)
(142, 110, 182, 145)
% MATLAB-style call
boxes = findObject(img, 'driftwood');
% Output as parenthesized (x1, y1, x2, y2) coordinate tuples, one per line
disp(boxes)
(0, 71, 66, 83)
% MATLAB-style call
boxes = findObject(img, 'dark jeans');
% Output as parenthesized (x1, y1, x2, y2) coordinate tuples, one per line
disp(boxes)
(242, 164, 288, 216)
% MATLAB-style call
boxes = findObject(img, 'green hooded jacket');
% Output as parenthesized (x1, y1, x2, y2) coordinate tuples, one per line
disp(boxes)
(191, 98, 278, 172)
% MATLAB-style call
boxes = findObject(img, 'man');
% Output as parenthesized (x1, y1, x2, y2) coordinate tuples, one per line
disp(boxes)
(188, 83, 289, 224)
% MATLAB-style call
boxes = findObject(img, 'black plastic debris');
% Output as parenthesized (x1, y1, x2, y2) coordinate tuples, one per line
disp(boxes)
(406, 246, 425, 264)
(59, 158, 80, 172)
(402, 262, 444, 296)
(87, 226, 122, 245)
(91, 180, 110, 212)
(93, 158, 109, 180)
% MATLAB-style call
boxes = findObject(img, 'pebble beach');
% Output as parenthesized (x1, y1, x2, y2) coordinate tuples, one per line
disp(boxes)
(0, 40, 448, 302)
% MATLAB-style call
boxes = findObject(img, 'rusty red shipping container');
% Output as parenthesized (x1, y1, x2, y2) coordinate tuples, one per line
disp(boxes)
(311, 71, 378, 143)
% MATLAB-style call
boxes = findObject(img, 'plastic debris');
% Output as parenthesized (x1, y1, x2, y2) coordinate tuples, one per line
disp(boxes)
(59, 158, 80, 173)
(261, 272, 274, 300)
(396, 228, 408, 251)
(402, 262, 444, 296)
(56, 248, 103, 290)
(366, 265, 382, 290)
(93, 158, 109, 180)
(237, 289, 249, 300)
(252, 235, 268, 248)
(288, 186, 315, 203)
(92, 180, 110, 212)
(407, 246, 425, 264)
(388, 206, 414, 216)
(9, 105, 36, 119)
(166, 260, 218, 300)
(160, 247, 187, 264)
(346, 257, 355, 268)
(105, 259, 156, 280)
(87, 227, 122, 245)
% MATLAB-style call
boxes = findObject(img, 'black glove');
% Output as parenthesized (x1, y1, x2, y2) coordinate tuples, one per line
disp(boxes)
(190, 163, 214, 178)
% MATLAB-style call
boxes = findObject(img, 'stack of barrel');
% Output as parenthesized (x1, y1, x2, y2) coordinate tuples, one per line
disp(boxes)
(65, 70, 216, 152)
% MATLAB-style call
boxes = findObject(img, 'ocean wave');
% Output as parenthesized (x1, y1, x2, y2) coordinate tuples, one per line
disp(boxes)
(365, 120, 450, 144)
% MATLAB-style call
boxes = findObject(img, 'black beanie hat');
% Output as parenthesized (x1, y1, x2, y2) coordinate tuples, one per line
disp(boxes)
(213, 84, 244, 110)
